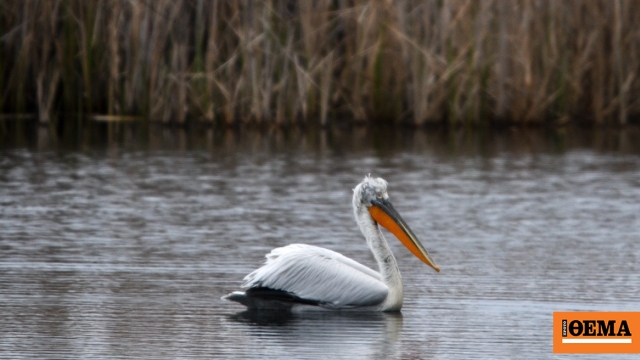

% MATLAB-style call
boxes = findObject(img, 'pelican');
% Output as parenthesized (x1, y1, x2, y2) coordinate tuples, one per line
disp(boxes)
(222, 176, 440, 311)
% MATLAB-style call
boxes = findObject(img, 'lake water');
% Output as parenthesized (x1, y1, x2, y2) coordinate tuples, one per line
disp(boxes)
(1, 123, 639, 359)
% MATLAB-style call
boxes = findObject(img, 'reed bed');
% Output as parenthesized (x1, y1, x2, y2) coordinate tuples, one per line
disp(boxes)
(1, 0, 639, 126)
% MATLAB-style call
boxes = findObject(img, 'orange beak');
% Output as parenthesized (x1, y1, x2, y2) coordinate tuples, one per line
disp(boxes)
(369, 198, 440, 272)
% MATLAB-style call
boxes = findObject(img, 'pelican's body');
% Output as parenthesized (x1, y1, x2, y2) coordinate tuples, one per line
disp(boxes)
(222, 176, 439, 312)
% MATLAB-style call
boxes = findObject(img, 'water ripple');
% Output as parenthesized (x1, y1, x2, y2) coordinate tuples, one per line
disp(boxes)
(1, 131, 640, 359)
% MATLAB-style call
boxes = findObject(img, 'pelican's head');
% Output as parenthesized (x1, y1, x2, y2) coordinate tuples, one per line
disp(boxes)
(353, 176, 440, 272)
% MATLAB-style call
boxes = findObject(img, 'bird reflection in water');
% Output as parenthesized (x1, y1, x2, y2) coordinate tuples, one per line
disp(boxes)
(229, 310, 404, 359)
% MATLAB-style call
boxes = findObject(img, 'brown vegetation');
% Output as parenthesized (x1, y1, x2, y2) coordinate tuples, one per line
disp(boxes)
(1, 0, 639, 125)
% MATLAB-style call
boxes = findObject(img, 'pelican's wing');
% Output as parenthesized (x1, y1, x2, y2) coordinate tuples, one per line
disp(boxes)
(243, 244, 388, 308)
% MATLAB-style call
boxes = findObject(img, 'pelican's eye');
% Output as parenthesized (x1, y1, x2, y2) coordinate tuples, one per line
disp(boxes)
(376, 193, 383, 199)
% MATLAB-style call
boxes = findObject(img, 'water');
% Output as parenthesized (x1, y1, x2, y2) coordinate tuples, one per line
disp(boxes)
(1, 124, 640, 359)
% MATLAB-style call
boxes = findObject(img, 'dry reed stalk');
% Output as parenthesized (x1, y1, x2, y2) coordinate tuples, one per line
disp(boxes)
(1, 0, 640, 125)
(319, 50, 334, 126)
(107, 1, 120, 115)
(32, 1, 63, 123)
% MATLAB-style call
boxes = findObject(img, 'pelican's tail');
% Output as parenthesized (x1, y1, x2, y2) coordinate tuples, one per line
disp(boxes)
(221, 291, 249, 304)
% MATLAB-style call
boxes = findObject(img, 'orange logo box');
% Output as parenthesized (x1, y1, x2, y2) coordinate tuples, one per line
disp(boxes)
(553, 312, 640, 354)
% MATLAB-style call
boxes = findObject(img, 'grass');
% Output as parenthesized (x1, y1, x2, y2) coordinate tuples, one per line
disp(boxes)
(1, 0, 639, 126)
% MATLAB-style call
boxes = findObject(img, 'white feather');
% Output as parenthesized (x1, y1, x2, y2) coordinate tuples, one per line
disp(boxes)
(243, 244, 388, 308)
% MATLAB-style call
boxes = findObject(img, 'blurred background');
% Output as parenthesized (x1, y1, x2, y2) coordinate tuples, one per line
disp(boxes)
(2, 1, 640, 359)
(1, 0, 640, 126)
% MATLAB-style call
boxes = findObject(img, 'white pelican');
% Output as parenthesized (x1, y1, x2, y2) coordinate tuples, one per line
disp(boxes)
(222, 176, 440, 311)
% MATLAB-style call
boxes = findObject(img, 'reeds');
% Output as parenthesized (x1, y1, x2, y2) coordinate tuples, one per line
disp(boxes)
(1, 0, 639, 125)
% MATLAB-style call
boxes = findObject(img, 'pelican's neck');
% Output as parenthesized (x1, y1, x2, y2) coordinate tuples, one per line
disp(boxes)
(355, 206, 403, 311)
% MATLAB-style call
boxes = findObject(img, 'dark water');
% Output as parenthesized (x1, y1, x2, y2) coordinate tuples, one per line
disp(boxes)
(1, 123, 639, 359)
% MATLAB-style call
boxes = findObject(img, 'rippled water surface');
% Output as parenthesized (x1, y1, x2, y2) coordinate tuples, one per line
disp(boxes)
(1, 125, 639, 359)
